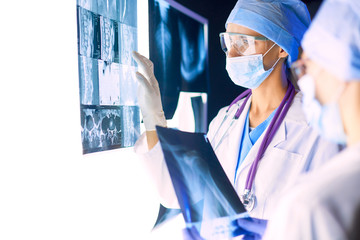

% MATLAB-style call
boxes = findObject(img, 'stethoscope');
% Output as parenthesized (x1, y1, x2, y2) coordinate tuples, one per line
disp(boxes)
(210, 82, 296, 211)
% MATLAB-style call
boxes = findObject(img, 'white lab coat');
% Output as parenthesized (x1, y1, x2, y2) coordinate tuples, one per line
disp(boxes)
(262, 142, 360, 240)
(134, 92, 340, 220)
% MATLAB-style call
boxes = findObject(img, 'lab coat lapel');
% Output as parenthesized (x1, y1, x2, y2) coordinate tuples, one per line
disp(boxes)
(217, 97, 252, 184)
(236, 118, 287, 182)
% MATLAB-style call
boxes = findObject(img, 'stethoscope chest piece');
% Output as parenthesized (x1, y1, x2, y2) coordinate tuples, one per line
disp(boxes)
(240, 189, 256, 212)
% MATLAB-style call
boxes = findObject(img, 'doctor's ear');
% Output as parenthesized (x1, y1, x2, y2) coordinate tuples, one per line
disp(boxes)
(278, 47, 289, 58)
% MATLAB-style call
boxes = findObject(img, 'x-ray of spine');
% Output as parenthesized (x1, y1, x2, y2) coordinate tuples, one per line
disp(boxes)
(77, 0, 139, 154)
(150, 0, 180, 119)
(149, 0, 209, 120)
(156, 3, 172, 92)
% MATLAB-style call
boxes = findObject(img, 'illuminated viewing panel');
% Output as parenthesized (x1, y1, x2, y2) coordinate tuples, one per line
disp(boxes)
(77, 0, 140, 154)
(149, 0, 209, 120)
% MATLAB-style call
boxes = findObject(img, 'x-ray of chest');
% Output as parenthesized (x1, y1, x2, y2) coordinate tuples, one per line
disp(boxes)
(77, 0, 140, 154)
(149, 0, 209, 119)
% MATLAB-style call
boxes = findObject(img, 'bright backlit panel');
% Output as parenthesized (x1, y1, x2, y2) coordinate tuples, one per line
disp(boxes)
(77, 0, 140, 154)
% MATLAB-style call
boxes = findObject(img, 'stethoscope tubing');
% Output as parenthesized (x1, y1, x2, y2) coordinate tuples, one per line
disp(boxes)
(210, 83, 296, 192)
(211, 91, 251, 151)
(245, 84, 295, 190)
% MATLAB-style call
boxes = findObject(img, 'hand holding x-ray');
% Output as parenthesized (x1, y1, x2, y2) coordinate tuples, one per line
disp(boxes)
(132, 51, 167, 131)
(236, 217, 268, 239)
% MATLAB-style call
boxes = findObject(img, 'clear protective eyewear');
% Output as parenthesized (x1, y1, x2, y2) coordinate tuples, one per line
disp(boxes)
(290, 59, 307, 82)
(219, 32, 270, 56)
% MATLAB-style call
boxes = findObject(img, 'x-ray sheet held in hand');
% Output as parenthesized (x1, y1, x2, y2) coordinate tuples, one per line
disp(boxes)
(156, 126, 253, 240)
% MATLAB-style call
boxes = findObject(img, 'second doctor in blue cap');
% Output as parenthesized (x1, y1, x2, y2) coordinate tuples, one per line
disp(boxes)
(262, 0, 360, 238)
(133, 0, 341, 232)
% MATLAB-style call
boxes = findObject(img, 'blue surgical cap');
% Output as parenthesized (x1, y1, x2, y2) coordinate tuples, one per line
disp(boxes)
(302, 0, 360, 81)
(226, 0, 311, 66)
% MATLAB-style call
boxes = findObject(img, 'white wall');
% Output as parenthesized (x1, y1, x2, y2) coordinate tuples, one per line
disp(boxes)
(0, 1, 159, 239)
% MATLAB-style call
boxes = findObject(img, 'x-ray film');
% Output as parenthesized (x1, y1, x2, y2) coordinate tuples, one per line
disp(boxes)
(100, 16, 118, 62)
(98, 60, 121, 105)
(119, 24, 137, 66)
(156, 127, 249, 239)
(119, 64, 138, 105)
(77, 0, 139, 154)
(77, 0, 136, 25)
(118, 0, 137, 27)
(81, 106, 140, 154)
(149, 0, 209, 119)
(77, 0, 98, 13)
(79, 56, 100, 105)
(97, 0, 117, 21)
(78, 7, 101, 59)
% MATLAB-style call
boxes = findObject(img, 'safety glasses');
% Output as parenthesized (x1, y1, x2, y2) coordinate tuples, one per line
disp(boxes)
(291, 59, 307, 82)
(219, 32, 270, 56)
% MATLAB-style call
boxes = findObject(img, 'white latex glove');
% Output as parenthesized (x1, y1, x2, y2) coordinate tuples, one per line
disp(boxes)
(132, 51, 167, 131)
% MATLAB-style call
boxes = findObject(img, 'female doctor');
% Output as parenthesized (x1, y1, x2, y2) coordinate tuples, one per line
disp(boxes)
(133, 0, 339, 221)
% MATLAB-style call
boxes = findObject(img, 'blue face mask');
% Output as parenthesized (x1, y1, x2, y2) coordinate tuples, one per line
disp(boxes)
(298, 74, 347, 144)
(225, 44, 280, 89)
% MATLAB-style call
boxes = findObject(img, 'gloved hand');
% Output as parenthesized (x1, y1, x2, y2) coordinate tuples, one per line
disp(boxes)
(236, 217, 268, 239)
(132, 51, 167, 131)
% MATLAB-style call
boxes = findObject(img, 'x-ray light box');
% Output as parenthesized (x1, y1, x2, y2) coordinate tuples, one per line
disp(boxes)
(77, 0, 147, 154)
(149, 0, 209, 120)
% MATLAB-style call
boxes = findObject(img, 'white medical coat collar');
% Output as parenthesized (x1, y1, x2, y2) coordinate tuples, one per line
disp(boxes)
(223, 94, 289, 184)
